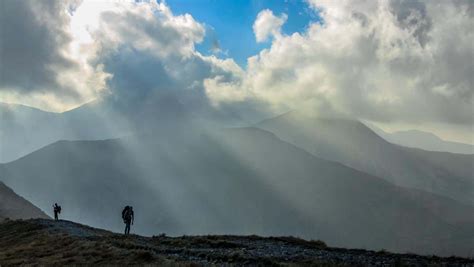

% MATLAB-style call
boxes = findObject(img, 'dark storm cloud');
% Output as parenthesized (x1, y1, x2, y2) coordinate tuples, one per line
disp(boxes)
(0, 0, 80, 97)
(389, 0, 432, 47)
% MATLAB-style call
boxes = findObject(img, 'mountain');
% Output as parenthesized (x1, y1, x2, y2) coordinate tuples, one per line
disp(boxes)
(257, 112, 474, 205)
(0, 181, 49, 220)
(367, 125, 473, 154)
(0, 93, 244, 163)
(0, 100, 135, 163)
(1, 219, 472, 266)
(1, 128, 473, 256)
(0, 103, 63, 163)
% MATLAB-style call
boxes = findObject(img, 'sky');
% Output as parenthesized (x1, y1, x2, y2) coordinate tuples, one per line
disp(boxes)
(166, 0, 321, 67)
(0, 0, 472, 143)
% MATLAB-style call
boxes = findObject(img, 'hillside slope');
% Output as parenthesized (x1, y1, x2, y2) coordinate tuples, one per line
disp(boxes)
(1, 219, 472, 266)
(1, 128, 473, 256)
(0, 182, 49, 220)
(257, 112, 474, 205)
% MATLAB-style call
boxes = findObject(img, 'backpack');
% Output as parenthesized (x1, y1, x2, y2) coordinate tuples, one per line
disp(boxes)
(57, 206, 61, 214)
(122, 206, 130, 220)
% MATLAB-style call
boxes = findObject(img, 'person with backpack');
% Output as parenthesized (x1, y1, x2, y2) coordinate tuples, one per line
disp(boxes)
(122, 206, 134, 235)
(53, 203, 61, 220)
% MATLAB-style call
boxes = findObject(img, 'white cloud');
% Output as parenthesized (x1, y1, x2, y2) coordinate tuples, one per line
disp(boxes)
(0, 0, 242, 113)
(207, 0, 474, 126)
(93, 1, 205, 59)
(2, 0, 472, 134)
(253, 9, 288, 43)
(86, 1, 242, 101)
(0, 0, 110, 111)
(73, 0, 249, 124)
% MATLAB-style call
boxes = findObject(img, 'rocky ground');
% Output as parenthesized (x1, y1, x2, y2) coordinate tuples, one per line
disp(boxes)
(0, 219, 472, 266)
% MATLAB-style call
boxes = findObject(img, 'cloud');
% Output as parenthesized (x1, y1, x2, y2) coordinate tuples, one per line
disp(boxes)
(2, 0, 472, 130)
(0, 0, 243, 114)
(88, 1, 241, 100)
(0, 0, 110, 111)
(74, 0, 259, 123)
(207, 0, 474, 126)
(94, 1, 205, 59)
(210, 39, 222, 54)
(253, 9, 288, 43)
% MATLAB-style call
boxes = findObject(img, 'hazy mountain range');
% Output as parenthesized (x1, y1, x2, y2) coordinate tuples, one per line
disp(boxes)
(1, 127, 473, 256)
(0, 100, 473, 257)
(2, 100, 471, 164)
(0, 91, 245, 163)
(257, 112, 473, 205)
(367, 124, 473, 154)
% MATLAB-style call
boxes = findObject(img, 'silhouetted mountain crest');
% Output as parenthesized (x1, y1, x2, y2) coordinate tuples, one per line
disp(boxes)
(0, 181, 49, 220)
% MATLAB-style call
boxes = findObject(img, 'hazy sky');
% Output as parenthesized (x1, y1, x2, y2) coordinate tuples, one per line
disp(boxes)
(0, 0, 472, 143)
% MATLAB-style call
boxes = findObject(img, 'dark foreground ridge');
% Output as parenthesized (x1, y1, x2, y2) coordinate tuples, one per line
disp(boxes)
(0, 219, 472, 266)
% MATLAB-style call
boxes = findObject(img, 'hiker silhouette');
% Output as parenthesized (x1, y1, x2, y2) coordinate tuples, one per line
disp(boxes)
(53, 203, 61, 220)
(122, 206, 134, 235)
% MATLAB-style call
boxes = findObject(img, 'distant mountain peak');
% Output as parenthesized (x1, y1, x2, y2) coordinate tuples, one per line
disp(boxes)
(368, 126, 473, 154)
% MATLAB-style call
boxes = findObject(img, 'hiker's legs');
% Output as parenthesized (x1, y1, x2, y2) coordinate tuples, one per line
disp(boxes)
(54, 212, 58, 220)
(125, 223, 130, 235)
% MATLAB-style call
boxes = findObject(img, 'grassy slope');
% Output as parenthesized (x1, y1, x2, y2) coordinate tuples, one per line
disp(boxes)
(1, 219, 473, 266)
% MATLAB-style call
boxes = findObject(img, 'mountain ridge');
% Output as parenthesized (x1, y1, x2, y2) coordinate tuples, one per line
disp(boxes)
(256, 112, 474, 205)
(365, 124, 473, 154)
(1, 127, 473, 256)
